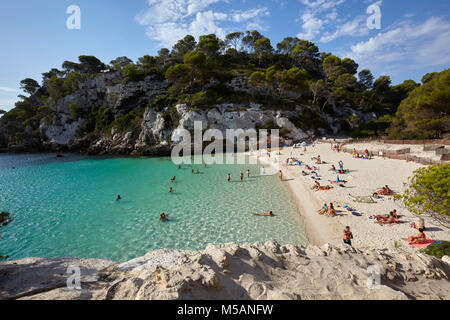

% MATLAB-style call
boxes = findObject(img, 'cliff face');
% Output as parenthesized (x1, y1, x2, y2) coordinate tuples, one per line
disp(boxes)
(1, 241, 449, 300)
(0, 72, 375, 155)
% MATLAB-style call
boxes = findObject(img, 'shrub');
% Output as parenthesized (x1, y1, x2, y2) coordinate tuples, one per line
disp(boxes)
(397, 164, 450, 227)
(421, 242, 450, 259)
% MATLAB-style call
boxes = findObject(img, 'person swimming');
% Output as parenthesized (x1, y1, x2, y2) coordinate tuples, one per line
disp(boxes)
(254, 211, 274, 216)
(169, 187, 173, 193)
(196, 170, 200, 174)
(171, 176, 176, 182)
(159, 213, 168, 221)
(116, 195, 121, 201)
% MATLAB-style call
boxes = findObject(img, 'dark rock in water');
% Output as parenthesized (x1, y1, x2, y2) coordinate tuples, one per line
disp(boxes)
(56, 154, 63, 158)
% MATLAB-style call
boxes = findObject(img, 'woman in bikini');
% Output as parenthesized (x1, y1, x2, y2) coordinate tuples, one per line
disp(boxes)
(327, 203, 336, 217)
(318, 203, 328, 215)
(407, 229, 426, 244)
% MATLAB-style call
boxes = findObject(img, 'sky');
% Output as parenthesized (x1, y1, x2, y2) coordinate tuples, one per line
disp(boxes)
(0, 0, 449, 111)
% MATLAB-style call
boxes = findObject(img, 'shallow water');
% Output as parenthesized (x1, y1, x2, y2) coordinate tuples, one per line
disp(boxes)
(0, 153, 307, 262)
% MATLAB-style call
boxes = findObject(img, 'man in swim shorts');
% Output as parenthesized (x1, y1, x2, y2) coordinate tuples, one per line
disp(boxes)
(343, 226, 353, 246)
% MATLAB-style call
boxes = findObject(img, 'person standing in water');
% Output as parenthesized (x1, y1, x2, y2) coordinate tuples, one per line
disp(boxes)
(116, 195, 121, 201)
(169, 187, 173, 193)
(279, 170, 283, 181)
(240, 172, 244, 181)
(227, 173, 231, 181)
(246, 169, 250, 177)
(171, 176, 176, 182)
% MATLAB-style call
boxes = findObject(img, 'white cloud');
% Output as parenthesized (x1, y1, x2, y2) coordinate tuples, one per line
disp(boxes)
(297, 0, 347, 41)
(299, 0, 345, 12)
(346, 17, 450, 72)
(230, 8, 269, 23)
(296, 12, 325, 40)
(136, 0, 270, 47)
(0, 86, 20, 93)
(319, 16, 368, 43)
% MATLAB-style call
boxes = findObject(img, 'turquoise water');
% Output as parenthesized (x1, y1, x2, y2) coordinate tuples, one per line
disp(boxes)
(0, 153, 307, 262)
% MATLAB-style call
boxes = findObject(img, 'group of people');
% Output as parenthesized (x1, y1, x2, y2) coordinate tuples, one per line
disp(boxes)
(227, 169, 251, 182)
(318, 202, 336, 217)
(370, 210, 400, 225)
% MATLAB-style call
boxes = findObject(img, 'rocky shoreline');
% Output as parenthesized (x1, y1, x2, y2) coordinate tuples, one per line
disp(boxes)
(1, 241, 449, 300)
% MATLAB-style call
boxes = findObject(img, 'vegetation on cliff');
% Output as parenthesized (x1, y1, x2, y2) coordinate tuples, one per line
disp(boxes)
(0, 31, 449, 149)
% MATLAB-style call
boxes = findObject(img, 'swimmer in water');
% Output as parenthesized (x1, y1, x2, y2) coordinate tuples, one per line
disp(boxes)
(254, 211, 274, 216)
(196, 170, 200, 174)
(227, 173, 231, 181)
(159, 213, 168, 221)
(178, 165, 181, 169)
(169, 187, 173, 193)
(192, 169, 194, 174)
(116, 195, 121, 201)
(171, 176, 176, 182)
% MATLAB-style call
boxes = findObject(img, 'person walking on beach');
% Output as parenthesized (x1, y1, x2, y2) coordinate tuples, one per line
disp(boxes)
(343, 226, 353, 246)
(279, 170, 283, 181)
(247, 169, 250, 177)
(227, 173, 231, 182)
(240, 172, 244, 181)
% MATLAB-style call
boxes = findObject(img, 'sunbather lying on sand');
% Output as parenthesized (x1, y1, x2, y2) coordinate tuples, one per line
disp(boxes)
(329, 165, 336, 171)
(376, 185, 393, 195)
(312, 181, 333, 191)
(316, 156, 322, 164)
(406, 229, 426, 244)
(318, 203, 328, 215)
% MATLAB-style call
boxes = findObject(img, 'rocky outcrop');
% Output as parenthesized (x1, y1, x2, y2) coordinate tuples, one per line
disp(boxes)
(1, 241, 449, 300)
(0, 71, 377, 155)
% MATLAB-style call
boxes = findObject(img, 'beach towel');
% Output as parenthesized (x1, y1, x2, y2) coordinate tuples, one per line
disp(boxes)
(403, 238, 434, 248)
(330, 181, 345, 185)
(349, 194, 376, 203)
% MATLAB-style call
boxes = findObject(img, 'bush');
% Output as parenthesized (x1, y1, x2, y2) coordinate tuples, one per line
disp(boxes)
(397, 164, 450, 227)
(421, 242, 450, 259)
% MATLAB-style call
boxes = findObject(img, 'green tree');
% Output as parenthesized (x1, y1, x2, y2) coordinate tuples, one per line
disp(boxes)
(358, 69, 374, 89)
(242, 30, 263, 53)
(276, 37, 300, 55)
(397, 164, 450, 227)
(157, 48, 171, 66)
(341, 58, 358, 75)
(393, 69, 450, 138)
(110, 56, 133, 71)
(197, 34, 220, 57)
(322, 55, 346, 81)
(78, 55, 106, 74)
(20, 78, 40, 95)
(422, 72, 438, 84)
(172, 35, 197, 61)
(253, 37, 273, 65)
(280, 67, 309, 96)
(225, 32, 244, 52)
(290, 40, 319, 66)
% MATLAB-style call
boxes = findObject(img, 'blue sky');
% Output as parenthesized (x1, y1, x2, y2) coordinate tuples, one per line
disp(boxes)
(1, 0, 449, 111)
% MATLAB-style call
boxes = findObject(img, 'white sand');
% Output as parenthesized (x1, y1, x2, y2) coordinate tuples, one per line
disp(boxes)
(254, 142, 450, 252)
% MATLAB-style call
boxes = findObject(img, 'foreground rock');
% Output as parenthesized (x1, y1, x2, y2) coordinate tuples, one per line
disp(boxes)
(1, 242, 449, 300)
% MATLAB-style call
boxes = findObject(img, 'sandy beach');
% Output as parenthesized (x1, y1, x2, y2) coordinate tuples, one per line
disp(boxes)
(254, 142, 450, 252)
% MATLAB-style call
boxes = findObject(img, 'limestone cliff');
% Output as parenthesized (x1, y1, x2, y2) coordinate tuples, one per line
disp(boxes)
(1, 241, 449, 300)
